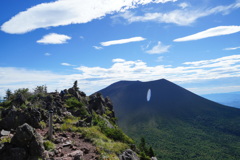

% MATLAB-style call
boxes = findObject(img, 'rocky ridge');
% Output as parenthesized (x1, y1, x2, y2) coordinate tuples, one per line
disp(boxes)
(0, 81, 156, 160)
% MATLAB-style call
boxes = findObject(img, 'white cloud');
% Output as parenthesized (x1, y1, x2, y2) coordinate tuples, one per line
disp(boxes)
(100, 37, 146, 46)
(74, 55, 240, 84)
(174, 26, 240, 42)
(61, 63, 75, 66)
(146, 41, 170, 54)
(37, 33, 71, 44)
(178, 2, 189, 9)
(93, 46, 103, 50)
(1, 55, 240, 96)
(1, 0, 177, 34)
(112, 58, 126, 63)
(224, 46, 240, 50)
(114, 1, 240, 26)
(44, 53, 51, 56)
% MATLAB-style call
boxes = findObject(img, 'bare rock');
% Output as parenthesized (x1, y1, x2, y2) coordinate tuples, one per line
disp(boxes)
(119, 149, 140, 160)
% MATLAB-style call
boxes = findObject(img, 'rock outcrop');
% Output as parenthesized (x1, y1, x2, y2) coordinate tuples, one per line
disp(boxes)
(119, 149, 140, 160)
(0, 123, 45, 160)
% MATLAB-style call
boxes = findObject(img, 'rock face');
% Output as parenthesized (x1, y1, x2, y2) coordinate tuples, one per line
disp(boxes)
(0, 123, 45, 160)
(0, 107, 42, 130)
(119, 149, 140, 160)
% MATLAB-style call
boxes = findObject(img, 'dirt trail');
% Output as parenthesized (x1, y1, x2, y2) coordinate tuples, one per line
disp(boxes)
(36, 128, 99, 160)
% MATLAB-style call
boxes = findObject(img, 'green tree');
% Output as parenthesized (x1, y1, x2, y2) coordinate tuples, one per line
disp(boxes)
(139, 137, 148, 153)
(34, 85, 47, 96)
(4, 89, 13, 100)
(14, 88, 31, 99)
(148, 146, 155, 157)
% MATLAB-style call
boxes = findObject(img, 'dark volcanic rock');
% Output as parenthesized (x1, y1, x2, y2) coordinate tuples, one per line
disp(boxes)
(0, 108, 42, 130)
(11, 123, 44, 158)
(0, 143, 27, 160)
(89, 92, 106, 115)
(0, 123, 45, 160)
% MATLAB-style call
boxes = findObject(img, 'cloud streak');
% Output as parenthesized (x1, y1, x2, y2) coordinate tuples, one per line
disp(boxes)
(61, 63, 75, 66)
(37, 33, 71, 44)
(146, 41, 170, 54)
(174, 26, 240, 42)
(114, 1, 240, 26)
(100, 37, 146, 46)
(1, 0, 177, 34)
(224, 46, 240, 50)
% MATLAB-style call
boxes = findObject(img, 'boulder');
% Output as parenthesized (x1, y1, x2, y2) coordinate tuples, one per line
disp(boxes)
(11, 123, 45, 158)
(119, 149, 140, 160)
(0, 144, 27, 160)
(151, 157, 158, 160)
(89, 93, 106, 115)
(1, 129, 10, 136)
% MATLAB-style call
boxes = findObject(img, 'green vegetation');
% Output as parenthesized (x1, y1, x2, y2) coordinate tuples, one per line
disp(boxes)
(33, 85, 47, 96)
(78, 126, 129, 159)
(121, 113, 240, 160)
(0, 137, 11, 143)
(43, 140, 56, 151)
(92, 112, 133, 144)
(58, 114, 134, 159)
(65, 97, 83, 108)
(138, 137, 155, 160)
(39, 121, 46, 129)
(59, 123, 131, 159)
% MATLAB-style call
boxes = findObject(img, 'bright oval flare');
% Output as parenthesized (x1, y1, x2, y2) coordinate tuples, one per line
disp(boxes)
(147, 89, 151, 102)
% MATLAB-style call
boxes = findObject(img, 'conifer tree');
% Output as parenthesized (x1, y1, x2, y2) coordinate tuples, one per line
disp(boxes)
(148, 146, 155, 157)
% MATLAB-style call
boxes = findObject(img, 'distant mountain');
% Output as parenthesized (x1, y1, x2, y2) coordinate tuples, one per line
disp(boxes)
(202, 92, 240, 109)
(99, 79, 240, 159)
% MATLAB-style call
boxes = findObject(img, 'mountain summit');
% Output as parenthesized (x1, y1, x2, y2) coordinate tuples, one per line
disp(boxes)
(99, 79, 240, 159)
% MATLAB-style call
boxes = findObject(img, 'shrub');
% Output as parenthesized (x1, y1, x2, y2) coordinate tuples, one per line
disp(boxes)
(43, 140, 55, 151)
(92, 113, 133, 144)
(0, 136, 11, 143)
(39, 121, 46, 129)
(65, 97, 83, 109)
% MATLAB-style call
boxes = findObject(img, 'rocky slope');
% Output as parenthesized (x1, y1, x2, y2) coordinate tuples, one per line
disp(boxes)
(0, 81, 155, 160)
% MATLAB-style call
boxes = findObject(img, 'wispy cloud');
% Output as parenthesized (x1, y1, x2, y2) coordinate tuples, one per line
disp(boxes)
(93, 46, 103, 50)
(1, 55, 240, 96)
(113, 1, 240, 26)
(146, 41, 171, 54)
(100, 37, 146, 46)
(1, 0, 177, 34)
(224, 46, 240, 50)
(112, 58, 126, 63)
(37, 33, 71, 44)
(61, 63, 75, 66)
(44, 53, 51, 56)
(178, 2, 189, 9)
(174, 26, 240, 42)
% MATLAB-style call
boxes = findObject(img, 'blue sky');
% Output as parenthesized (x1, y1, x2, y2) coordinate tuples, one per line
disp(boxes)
(1, 0, 240, 97)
